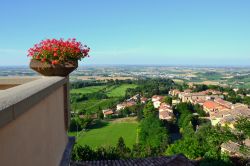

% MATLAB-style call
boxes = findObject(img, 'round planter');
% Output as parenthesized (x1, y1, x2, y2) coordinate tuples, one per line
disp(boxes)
(30, 59, 78, 76)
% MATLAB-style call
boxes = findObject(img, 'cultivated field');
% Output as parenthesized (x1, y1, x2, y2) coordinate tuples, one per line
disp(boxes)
(70, 85, 106, 94)
(70, 84, 138, 114)
(107, 84, 138, 97)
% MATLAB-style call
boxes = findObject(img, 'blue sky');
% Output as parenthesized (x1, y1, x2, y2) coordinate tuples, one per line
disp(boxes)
(0, 0, 250, 66)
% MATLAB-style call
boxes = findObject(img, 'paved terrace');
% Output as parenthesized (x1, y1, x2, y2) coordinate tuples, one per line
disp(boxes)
(0, 76, 74, 166)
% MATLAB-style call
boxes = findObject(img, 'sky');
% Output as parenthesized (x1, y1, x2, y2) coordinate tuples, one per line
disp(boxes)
(0, 0, 250, 66)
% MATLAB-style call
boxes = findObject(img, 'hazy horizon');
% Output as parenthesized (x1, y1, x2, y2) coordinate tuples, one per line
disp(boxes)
(1, 64, 250, 68)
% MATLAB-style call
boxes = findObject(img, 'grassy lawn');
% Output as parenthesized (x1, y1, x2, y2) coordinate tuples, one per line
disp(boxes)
(107, 84, 138, 97)
(70, 85, 106, 94)
(69, 120, 139, 149)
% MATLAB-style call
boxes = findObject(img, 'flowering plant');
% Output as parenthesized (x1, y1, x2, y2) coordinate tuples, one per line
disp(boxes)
(28, 38, 90, 65)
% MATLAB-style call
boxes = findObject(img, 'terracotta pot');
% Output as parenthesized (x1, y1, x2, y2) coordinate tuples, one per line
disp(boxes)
(30, 59, 78, 76)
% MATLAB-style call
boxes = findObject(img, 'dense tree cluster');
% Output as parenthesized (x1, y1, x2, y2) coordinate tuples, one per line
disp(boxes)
(69, 116, 93, 132)
(70, 79, 136, 90)
(70, 92, 108, 103)
(235, 118, 250, 138)
(166, 124, 236, 165)
(125, 78, 174, 98)
(70, 81, 105, 89)
(72, 137, 167, 161)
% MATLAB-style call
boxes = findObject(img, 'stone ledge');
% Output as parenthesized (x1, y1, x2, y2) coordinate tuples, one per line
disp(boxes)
(0, 76, 67, 128)
(0, 76, 41, 85)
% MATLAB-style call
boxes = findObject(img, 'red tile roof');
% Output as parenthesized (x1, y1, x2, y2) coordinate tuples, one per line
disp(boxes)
(203, 101, 220, 110)
(103, 110, 113, 115)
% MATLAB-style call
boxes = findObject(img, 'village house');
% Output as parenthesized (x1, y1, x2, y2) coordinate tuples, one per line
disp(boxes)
(169, 89, 181, 96)
(158, 102, 174, 121)
(221, 141, 245, 157)
(203, 101, 221, 113)
(218, 115, 237, 129)
(171, 88, 249, 129)
(152, 95, 165, 102)
(102, 109, 114, 118)
(231, 103, 249, 110)
(127, 94, 140, 102)
(116, 101, 136, 111)
(223, 92, 229, 96)
(159, 111, 174, 121)
(233, 88, 239, 92)
(79, 113, 98, 119)
(244, 138, 250, 148)
(126, 100, 137, 107)
(172, 99, 180, 106)
(152, 95, 165, 108)
(140, 97, 148, 104)
(191, 98, 206, 106)
(231, 107, 250, 118)
(159, 103, 172, 113)
(200, 89, 222, 95)
(116, 103, 126, 111)
(179, 89, 223, 103)
(153, 100, 162, 109)
(184, 89, 192, 93)
(214, 98, 233, 109)
(181, 92, 208, 103)
(209, 110, 231, 126)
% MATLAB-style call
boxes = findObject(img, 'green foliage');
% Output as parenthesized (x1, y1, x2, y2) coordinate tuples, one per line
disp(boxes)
(174, 102, 196, 135)
(200, 154, 232, 166)
(193, 104, 207, 117)
(243, 96, 250, 106)
(166, 124, 237, 161)
(70, 81, 106, 89)
(72, 138, 167, 161)
(235, 118, 250, 137)
(125, 78, 174, 98)
(166, 136, 205, 159)
(70, 85, 107, 94)
(164, 96, 172, 105)
(71, 98, 120, 115)
(116, 137, 131, 158)
(72, 144, 119, 161)
(142, 101, 156, 118)
(192, 84, 209, 92)
(70, 93, 88, 103)
(139, 114, 169, 148)
(69, 116, 93, 132)
(107, 84, 138, 97)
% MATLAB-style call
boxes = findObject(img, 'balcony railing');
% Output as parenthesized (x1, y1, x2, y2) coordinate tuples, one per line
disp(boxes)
(0, 76, 74, 166)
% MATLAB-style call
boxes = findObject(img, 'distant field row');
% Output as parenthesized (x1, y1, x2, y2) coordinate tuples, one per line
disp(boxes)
(76, 76, 135, 81)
